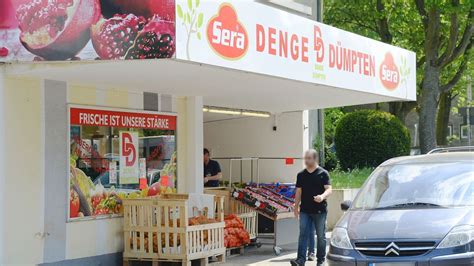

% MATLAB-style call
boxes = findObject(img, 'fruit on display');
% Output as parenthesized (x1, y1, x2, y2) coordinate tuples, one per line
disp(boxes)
(15, 0, 101, 59)
(94, 192, 122, 215)
(69, 188, 80, 218)
(91, 14, 175, 60)
(224, 215, 250, 248)
(100, 0, 175, 21)
(91, 14, 146, 59)
(147, 182, 161, 196)
(257, 183, 297, 199)
(232, 186, 295, 217)
(90, 181, 107, 210)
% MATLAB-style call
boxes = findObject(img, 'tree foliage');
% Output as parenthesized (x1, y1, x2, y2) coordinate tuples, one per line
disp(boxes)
(325, 0, 473, 153)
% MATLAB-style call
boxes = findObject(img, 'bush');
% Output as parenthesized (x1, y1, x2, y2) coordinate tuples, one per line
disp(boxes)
(335, 110, 410, 169)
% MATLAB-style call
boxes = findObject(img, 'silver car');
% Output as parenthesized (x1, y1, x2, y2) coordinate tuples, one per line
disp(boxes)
(328, 150, 474, 266)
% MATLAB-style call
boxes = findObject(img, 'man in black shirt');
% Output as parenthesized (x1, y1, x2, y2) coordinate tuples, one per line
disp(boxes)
(291, 149, 332, 266)
(203, 148, 222, 187)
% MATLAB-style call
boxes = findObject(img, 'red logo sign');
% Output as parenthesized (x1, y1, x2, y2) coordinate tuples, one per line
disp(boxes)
(207, 3, 248, 60)
(121, 132, 136, 167)
(379, 52, 400, 90)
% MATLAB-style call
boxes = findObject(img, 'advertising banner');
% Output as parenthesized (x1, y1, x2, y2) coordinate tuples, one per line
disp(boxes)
(119, 131, 139, 184)
(70, 107, 177, 130)
(0, 0, 175, 61)
(175, 0, 417, 100)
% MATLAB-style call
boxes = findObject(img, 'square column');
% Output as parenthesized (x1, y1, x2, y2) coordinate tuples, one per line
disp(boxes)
(177, 96, 204, 194)
(0, 67, 5, 262)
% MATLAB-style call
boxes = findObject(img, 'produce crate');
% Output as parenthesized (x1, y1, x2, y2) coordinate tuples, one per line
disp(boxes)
(204, 188, 232, 214)
(230, 199, 257, 240)
(225, 245, 245, 258)
(123, 194, 226, 266)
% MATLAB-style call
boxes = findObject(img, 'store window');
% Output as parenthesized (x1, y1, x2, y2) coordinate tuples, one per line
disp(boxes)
(68, 106, 177, 220)
(460, 125, 473, 139)
(447, 125, 453, 137)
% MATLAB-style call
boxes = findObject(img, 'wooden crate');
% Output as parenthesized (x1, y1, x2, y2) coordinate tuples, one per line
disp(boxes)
(204, 188, 232, 214)
(226, 245, 245, 258)
(123, 194, 226, 266)
(230, 199, 257, 240)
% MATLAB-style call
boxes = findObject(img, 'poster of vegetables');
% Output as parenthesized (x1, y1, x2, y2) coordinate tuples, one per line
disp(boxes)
(69, 106, 177, 220)
(0, 0, 175, 61)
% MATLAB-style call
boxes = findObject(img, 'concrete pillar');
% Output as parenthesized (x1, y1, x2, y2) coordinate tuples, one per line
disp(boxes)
(177, 96, 204, 194)
(0, 66, 5, 263)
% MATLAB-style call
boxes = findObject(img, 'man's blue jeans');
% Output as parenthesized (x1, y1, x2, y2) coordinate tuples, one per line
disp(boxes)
(297, 211, 327, 263)
(307, 222, 315, 255)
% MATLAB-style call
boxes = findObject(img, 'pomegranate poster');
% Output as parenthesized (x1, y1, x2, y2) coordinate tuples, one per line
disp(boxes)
(0, 0, 175, 61)
(175, 0, 416, 101)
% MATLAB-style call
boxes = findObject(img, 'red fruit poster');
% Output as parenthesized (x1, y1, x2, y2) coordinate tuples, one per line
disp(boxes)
(0, 0, 175, 61)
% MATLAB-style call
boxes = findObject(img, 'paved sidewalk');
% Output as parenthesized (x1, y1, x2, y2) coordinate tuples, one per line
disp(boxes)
(223, 233, 331, 266)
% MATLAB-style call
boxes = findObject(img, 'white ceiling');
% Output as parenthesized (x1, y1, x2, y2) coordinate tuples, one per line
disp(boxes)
(6, 59, 403, 113)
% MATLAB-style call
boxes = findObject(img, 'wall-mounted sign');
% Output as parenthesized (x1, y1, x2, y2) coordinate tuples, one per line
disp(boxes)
(70, 107, 177, 130)
(175, 0, 416, 101)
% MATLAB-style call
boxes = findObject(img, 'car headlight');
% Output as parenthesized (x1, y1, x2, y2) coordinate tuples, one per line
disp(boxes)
(331, 227, 353, 249)
(437, 225, 474, 249)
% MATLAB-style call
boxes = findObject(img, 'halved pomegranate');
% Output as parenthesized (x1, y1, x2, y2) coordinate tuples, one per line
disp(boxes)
(100, 0, 175, 21)
(125, 16, 175, 59)
(91, 14, 146, 59)
(91, 15, 175, 60)
(16, 0, 101, 60)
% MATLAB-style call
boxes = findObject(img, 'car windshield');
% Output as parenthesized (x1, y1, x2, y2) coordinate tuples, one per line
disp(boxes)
(352, 162, 474, 210)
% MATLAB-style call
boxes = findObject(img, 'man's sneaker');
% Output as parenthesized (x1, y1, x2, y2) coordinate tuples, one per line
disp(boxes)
(290, 259, 304, 266)
(316, 260, 325, 266)
(307, 253, 316, 261)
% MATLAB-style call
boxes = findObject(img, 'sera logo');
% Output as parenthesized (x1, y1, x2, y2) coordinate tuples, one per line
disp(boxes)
(379, 52, 400, 90)
(207, 3, 248, 60)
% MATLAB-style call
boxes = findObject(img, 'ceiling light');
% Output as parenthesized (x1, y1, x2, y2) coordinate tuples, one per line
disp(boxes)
(208, 108, 242, 115)
(242, 111, 271, 118)
(202, 107, 209, 112)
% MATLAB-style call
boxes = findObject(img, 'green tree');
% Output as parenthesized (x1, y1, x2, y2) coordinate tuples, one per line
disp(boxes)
(324, 108, 345, 144)
(325, 0, 473, 153)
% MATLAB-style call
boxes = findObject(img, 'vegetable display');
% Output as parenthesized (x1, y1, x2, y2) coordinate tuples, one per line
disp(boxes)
(224, 215, 250, 248)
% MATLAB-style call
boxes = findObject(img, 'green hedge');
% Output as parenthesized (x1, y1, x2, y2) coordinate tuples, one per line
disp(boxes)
(335, 110, 410, 169)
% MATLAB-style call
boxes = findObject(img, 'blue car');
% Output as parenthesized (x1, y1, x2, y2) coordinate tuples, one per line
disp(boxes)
(328, 150, 474, 266)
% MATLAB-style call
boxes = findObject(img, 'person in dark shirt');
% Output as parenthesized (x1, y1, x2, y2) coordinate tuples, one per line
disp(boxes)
(203, 148, 222, 187)
(291, 149, 332, 266)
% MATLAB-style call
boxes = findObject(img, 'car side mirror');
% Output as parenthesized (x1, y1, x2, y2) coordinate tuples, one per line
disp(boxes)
(341, 200, 352, 211)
